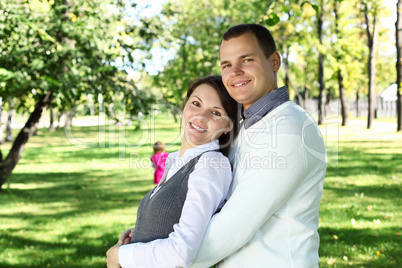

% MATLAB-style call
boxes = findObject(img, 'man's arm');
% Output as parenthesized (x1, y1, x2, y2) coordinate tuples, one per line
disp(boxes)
(191, 116, 326, 267)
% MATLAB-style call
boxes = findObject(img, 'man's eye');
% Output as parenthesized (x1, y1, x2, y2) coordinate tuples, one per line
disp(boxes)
(244, 58, 252, 62)
(222, 64, 230, 69)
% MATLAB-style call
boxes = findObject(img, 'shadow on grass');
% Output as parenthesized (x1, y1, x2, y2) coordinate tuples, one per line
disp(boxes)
(0, 227, 119, 268)
(326, 146, 401, 177)
(17, 142, 179, 166)
(324, 183, 401, 200)
(2, 171, 151, 204)
(1, 123, 400, 267)
(1, 170, 152, 214)
(319, 226, 401, 267)
(0, 171, 153, 267)
(320, 145, 401, 267)
(0, 122, 180, 267)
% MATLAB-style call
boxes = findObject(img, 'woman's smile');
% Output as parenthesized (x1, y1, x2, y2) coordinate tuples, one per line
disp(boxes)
(189, 122, 207, 133)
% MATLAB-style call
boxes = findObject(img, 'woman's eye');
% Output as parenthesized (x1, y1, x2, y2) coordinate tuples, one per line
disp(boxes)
(192, 101, 200, 107)
(212, 111, 221, 116)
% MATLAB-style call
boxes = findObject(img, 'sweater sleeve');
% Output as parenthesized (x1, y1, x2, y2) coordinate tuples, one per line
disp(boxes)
(190, 111, 326, 267)
(118, 152, 232, 268)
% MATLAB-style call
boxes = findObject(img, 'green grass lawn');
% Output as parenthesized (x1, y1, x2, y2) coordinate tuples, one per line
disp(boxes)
(0, 114, 400, 267)
(318, 119, 401, 267)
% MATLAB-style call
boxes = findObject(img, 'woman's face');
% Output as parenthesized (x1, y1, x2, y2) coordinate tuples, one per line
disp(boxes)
(181, 83, 232, 151)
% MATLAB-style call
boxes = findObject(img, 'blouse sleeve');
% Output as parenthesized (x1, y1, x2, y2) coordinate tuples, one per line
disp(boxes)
(150, 155, 155, 168)
(118, 152, 232, 268)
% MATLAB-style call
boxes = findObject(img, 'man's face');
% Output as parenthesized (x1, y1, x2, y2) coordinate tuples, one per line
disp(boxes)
(220, 32, 280, 110)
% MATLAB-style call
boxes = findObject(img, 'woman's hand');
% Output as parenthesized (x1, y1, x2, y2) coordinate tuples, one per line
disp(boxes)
(122, 232, 132, 245)
(106, 244, 122, 268)
(118, 228, 134, 245)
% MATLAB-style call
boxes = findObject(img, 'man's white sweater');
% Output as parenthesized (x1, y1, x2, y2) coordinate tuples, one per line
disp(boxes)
(191, 101, 327, 268)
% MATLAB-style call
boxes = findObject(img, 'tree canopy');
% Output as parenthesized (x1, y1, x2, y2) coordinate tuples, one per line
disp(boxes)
(0, 0, 398, 189)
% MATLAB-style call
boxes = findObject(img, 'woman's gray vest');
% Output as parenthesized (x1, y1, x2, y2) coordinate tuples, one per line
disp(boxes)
(130, 153, 204, 243)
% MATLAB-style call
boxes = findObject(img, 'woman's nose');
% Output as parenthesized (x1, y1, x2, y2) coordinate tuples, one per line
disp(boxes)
(194, 109, 211, 121)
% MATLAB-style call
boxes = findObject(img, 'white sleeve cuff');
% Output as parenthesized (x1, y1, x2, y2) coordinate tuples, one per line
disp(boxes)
(118, 244, 136, 268)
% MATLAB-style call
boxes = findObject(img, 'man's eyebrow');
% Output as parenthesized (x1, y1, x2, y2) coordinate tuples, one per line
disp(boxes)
(240, 53, 254, 59)
(220, 54, 254, 65)
(220, 60, 229, 66)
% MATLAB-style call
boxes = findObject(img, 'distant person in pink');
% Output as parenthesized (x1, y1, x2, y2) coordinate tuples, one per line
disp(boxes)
(150, 141, 169, 184)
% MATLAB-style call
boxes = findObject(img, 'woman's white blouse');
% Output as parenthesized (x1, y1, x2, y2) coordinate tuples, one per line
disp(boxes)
(118, 140, 232, 268)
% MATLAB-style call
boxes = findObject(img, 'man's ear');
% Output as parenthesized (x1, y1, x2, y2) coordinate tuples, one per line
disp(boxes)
(271, 51, 281, 71)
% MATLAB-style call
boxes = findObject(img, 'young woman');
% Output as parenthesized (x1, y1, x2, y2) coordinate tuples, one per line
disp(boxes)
(106, 75, 239, 268)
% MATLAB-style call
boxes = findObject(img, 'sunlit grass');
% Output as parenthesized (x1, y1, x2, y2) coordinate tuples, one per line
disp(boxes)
(318, 118, 401, 267)
(0, 113, 181, 267)
(0, 114, 400, 267)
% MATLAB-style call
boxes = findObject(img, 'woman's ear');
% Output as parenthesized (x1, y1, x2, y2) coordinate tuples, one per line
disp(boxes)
(224, 121, 234, 135)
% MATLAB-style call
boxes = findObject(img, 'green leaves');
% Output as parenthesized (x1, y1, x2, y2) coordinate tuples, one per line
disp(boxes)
(301, 1, 319, 14)
(0, 0, 156, 121)
(0, 68, 15, 80)
(265, 13, 280, 26)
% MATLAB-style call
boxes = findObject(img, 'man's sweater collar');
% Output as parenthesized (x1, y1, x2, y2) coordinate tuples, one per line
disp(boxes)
(241, 86, 290, 129)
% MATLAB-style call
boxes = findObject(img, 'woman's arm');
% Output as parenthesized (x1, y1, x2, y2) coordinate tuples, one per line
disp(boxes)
(118, 152, 232, 268)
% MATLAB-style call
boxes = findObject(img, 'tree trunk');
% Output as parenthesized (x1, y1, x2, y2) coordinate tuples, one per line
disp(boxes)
(317, 0, 326, 125)
(0, 97, 3, 145)
(396, 0, 402, 131)
(284, 54, 289, 89)
(6, 99, 13, 142)
(303, 64, 309, 110)
(356, 92, 361, 117)
(64, 112, 73, 129)
(57, 112, 63, 129)
(0, 91, 52, 190)
(364, 3, 377, 129)
(326, 87, 331, 116)
(334, 0, 349, 126)
(283, 59, 303, 106)
(49, 105, 56, 131)
(338, 70, 349, 126)
(304, 87, 309, 110)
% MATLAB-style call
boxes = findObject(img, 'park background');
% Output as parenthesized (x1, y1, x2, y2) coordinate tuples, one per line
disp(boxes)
(0, 0, 401, 267)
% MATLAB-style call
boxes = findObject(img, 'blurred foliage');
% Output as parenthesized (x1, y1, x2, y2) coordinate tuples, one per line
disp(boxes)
(0, 0, 155, 124)
(0, 0, 397, 120)
(139, 0, 395, 110)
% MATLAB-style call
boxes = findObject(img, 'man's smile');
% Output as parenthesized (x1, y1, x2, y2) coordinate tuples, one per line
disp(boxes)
(232, 80, 251, 87)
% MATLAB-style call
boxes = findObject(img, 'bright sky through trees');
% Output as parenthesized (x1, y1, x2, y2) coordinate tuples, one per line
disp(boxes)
(131, 0, 397, 75)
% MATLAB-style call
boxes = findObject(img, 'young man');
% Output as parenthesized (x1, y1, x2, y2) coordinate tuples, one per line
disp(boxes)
(189, 24, 327, 267)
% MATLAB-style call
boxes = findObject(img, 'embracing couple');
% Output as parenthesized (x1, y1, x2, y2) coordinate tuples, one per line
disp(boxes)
(107, 23, 327, 268)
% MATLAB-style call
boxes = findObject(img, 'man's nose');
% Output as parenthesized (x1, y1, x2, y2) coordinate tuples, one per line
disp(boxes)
(231, 63, 244, 76)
